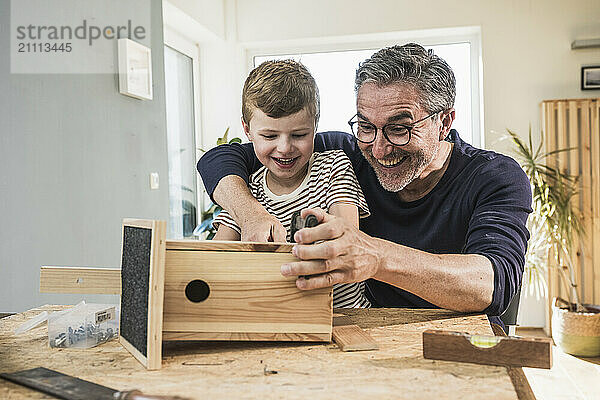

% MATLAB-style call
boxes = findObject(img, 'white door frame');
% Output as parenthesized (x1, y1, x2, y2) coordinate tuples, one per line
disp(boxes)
(163, 27, 205, 223)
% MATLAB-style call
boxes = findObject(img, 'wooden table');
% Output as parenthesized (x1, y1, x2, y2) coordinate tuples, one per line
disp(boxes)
(0, 305, 532, 399)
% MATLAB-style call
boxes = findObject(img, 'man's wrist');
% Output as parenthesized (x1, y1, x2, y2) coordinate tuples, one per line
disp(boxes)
(370, 238, 407, 283)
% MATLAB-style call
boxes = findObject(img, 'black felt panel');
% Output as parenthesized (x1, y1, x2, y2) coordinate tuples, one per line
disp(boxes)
(120, 226, 152, 358)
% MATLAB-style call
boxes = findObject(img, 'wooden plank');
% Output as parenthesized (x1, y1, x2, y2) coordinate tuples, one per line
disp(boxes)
(491, 324, 537, 400)
(592, 101, 600, 304)
(422, 329, 552, 369)
(332, 324, 379, 351)
(147, 220, 166, 370)
(119, 336, 149, 369)
(557, 101, 568, 301)
(567, 100, 582, 304)
(507, 367, 536, 400)
(543, 100, 558, 336)
(166, 240, 293, 253)
(162, 331, 331, 341)
(162, 250, 332, 339)
(556, 101, 568, 174)
(581, 101, 594, 304)
(39, 266, 120, 294)
(122, 218, 154, 229)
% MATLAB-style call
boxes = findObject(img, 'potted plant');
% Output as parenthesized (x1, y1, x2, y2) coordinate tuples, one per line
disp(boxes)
(507, 128, 600, 356)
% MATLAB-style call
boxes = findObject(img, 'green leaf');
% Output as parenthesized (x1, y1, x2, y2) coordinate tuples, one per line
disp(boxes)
(500, 128, 584, 308)
(216, 127, 230, 146)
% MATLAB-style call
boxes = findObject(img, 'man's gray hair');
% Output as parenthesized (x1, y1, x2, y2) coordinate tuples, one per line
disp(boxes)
(355, 43, 456, 113)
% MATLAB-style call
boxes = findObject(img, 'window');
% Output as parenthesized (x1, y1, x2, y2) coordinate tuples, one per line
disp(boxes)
(252, 38, 481, 146)
(164, 45, 199, 238)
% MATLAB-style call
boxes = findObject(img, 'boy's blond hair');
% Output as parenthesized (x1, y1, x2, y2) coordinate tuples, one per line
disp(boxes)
(242, 60, 320, 127)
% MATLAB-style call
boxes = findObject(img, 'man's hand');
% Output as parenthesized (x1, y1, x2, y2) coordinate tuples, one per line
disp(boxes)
(213, 175, 287, 242)
(281, 208, 383, 289)
(281, 207, 494, 312)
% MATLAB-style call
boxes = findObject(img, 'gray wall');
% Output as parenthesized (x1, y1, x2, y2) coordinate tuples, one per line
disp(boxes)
(0, 0, 170, 312)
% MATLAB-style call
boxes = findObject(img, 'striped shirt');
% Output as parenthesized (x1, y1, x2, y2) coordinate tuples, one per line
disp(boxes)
(214, 150, 371, 308)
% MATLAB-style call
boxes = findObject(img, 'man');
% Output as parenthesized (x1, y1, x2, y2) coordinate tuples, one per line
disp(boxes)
(197, 43, 532, 327)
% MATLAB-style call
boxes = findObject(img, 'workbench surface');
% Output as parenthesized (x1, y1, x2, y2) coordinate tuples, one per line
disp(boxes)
(1, 305, 527, 399)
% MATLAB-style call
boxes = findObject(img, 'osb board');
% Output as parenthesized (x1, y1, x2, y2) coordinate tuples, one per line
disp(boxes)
(162, 250, 332, 338)
(0, 306, 520, 400)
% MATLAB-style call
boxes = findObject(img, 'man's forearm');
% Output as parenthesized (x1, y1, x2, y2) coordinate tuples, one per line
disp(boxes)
(372, 240, 494, 312)
(213, 176, 262, 225)
(212, 175, 287, 242)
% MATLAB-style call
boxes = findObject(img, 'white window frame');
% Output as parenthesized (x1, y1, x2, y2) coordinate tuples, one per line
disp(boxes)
(163, 27, 205, 220)
(243, 26, 484, 148)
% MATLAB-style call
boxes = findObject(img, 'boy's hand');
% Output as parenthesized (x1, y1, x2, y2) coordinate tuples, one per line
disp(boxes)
(240, 210, 287, 242)
(283, 208, 382, 289)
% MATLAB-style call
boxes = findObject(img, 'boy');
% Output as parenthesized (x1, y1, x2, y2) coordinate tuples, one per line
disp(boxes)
(213, 60, 370, 308)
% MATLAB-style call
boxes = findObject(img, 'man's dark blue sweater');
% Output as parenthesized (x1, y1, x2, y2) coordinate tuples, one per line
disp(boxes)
(197, 130, 532, 327)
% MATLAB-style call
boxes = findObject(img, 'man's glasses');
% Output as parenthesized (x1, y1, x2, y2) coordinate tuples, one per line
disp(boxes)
(348, 110, 441, 146)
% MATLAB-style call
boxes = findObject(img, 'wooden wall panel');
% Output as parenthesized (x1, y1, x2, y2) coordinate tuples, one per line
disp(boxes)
(592, 102, 600, 304)
(556, 101, 568, 301)
(567, 100, 581, 303)
(581, 103, 594, 304)
(542, 101, 558, 335)
(542, 99, 600, 317)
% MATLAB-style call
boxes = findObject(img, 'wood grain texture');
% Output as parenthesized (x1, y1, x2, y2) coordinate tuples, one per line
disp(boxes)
(543, 101, 558, 336)
(122, 218, 154, 229)
(557, 101, 568, 301)
(581, 102, 594, 304)
(166, 240, 293, 253)
(119, 336, 149, 369)
(39, 266, 120, 294)
(543, 98, 600, 308)
(333, 308, 479, 328)
(162, 250, 332, 339)
(162, 331, 331, 341)
(1, 306, 521, 400)
(422, 329, 552, 369)
(332, 324, 379, 351)
(592, 102, 600, 304)
(568, 100, 581, 301)
(490, 324, 537, 400)
(146, 220, 166, 370)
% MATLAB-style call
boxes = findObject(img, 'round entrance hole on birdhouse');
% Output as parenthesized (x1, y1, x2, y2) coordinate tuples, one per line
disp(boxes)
(185, 280, 210, 303)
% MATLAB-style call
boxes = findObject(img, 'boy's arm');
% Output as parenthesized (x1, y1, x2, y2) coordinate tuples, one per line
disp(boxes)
(198, 132, 359, 242)
(214, 176, 287, 242)
(197, 142, 286, 241)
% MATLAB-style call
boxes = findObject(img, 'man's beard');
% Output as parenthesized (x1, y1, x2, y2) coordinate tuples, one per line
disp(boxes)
(360, 147, 430, 192)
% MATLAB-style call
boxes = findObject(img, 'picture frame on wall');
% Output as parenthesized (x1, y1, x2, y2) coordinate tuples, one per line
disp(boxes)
(581, 66, 600, 90)
(118, 38, 153, 100)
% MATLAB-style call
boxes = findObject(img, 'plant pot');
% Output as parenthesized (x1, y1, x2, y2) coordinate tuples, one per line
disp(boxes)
(551, 297, 600, 357)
